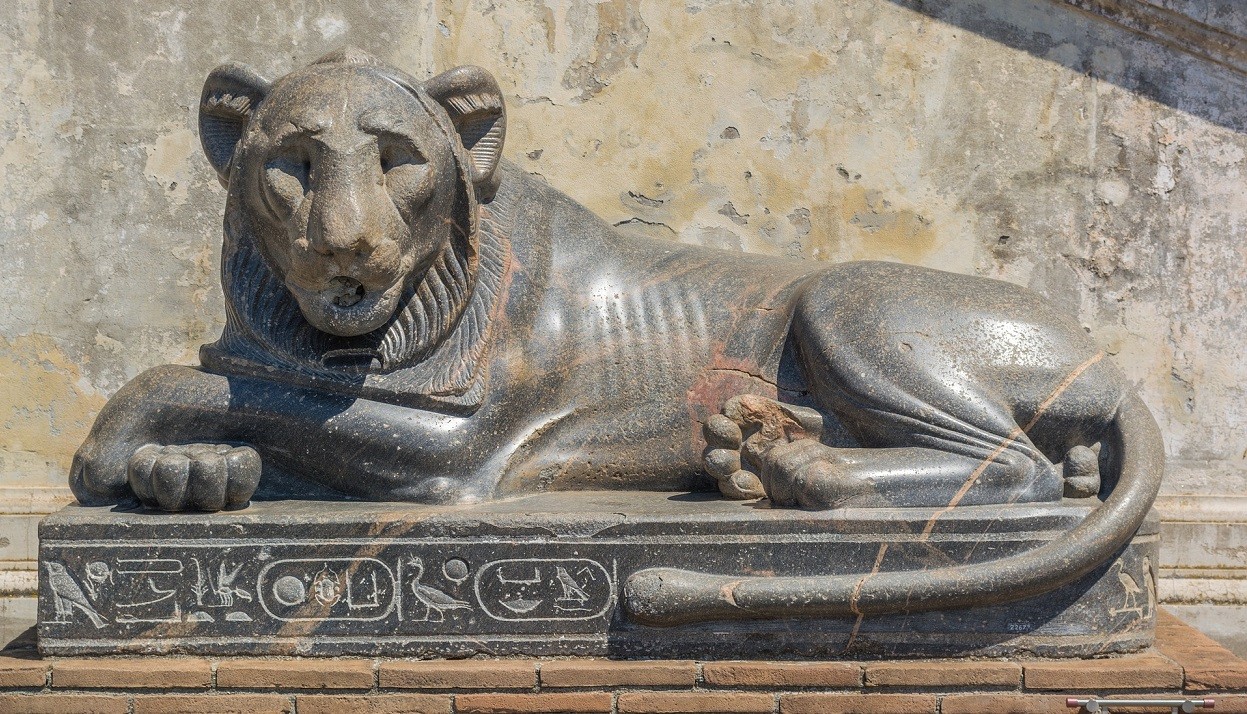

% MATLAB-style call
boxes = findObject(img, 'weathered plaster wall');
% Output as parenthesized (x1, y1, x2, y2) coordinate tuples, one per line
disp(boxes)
(1, 0, 1244, 638)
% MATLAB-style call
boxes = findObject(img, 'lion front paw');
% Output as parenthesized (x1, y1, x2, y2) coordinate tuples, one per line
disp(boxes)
(128, 443, 261, 512)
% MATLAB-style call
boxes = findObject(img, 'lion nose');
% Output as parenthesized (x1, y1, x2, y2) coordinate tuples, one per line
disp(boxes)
(308, 209, 373, 258)
(307, 183, 380, 259)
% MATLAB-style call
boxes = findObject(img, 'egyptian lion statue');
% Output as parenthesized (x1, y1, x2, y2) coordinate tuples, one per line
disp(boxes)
(70, 48, 1162, 625)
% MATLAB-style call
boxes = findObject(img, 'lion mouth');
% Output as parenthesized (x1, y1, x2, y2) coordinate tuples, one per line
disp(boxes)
(288, 275, 404, 338)
(326, 276, 365, 307)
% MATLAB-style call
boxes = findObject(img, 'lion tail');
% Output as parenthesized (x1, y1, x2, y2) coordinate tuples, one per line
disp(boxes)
(622, 391, 1163, 625)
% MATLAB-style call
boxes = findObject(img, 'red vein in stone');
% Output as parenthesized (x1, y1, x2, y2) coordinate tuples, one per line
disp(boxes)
(846, 542, 890, 650)
(919, 351, 1106, 540)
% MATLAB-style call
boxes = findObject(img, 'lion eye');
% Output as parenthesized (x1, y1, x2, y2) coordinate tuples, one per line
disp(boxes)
(380, 144, 425, 174)
(378, 141, 433, 214)
(263, 153, 312, 215)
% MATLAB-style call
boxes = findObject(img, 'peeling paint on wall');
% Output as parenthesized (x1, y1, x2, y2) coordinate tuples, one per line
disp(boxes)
(0, 335, 106, 486)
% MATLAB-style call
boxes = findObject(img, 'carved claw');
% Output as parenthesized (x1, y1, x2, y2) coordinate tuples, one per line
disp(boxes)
(706, 395, 853, 507)
(128, 443, 261, 512)
(704, 413, 765, 499)
(704, 396, 826, 501)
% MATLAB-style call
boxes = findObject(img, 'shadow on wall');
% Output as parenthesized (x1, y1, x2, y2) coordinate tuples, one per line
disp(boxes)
(888, 0, 1247, 133)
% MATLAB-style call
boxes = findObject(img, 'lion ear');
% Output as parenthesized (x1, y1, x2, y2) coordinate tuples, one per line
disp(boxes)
(423, 66, 506, 201)
(199, 63, 270, 187)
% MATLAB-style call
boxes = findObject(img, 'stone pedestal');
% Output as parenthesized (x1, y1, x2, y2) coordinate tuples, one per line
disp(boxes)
(37, 492, 1158, 658)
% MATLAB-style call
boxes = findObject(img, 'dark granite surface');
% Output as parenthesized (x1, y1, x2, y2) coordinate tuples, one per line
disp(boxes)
(39, 492, 1158, 658)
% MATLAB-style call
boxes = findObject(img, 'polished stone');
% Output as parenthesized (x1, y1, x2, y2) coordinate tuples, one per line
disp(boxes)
(39, 492, 1158, 658)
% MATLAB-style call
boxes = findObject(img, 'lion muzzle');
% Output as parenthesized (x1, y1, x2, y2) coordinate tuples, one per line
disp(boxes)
(288, 277, 403, 338)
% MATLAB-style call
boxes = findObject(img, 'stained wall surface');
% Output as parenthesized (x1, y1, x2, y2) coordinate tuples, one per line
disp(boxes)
(1, 0, 1244, 644)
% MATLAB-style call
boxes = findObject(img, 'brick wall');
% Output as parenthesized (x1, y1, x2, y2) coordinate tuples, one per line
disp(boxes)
(0, 611, 1242, 713)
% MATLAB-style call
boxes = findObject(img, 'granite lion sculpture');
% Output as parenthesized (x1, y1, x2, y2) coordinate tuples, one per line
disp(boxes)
(70, 49, 1162, 625)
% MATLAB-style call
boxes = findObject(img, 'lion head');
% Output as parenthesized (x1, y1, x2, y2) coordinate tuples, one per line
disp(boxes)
(196, 48, 507, 381)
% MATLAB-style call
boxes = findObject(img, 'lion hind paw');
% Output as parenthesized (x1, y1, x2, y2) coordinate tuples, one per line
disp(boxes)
(723, 394, 824, 443)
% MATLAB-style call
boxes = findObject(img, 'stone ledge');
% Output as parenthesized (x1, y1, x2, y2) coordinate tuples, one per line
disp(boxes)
(940, 693, 1071, 713)
(0, 610, 1241, 713)
(0, 486, 74, 515)
(0, 693, 130, 714)
(0, 653, 47, 688)
(1156, 609, 1247, 691)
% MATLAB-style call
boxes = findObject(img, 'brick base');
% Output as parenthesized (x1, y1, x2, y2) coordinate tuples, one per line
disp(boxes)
(1, 610, 1242, 713)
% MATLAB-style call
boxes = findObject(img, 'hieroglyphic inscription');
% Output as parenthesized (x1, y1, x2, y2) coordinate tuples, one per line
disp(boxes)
(258, 558, 397, 621)
(42, 546, 617, 636)
(475, 558, 613, 622)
